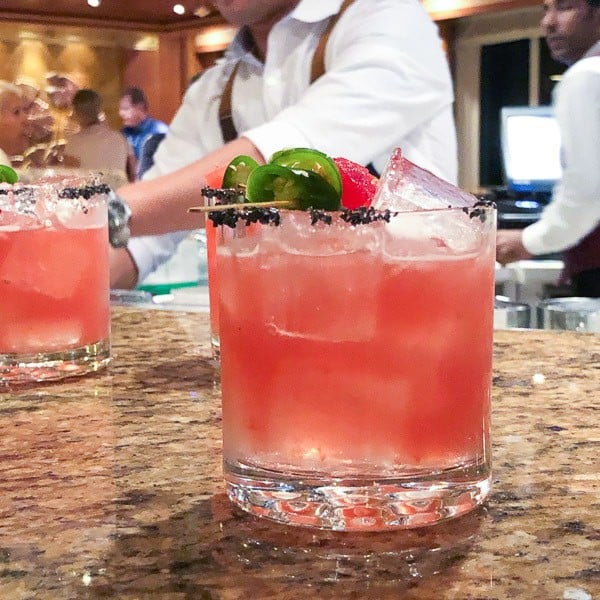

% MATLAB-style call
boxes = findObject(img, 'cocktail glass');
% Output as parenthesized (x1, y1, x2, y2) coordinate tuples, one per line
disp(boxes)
(216, 203, 496, 531)
(0, 177, 111, 385)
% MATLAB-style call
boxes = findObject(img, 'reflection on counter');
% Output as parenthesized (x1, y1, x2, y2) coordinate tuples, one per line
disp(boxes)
(110, 286, 210, 312)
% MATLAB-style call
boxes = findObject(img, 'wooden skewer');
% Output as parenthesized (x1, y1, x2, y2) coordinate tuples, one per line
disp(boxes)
(188, 200, 293, 212)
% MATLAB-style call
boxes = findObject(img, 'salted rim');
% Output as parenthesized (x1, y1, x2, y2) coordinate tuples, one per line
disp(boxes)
(0, 182, 111, 198)
(202, 185, 496, 229)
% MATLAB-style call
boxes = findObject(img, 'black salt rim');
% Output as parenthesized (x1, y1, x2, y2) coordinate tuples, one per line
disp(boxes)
(0, 182, 111, 199)
(202, 186, 496, 228)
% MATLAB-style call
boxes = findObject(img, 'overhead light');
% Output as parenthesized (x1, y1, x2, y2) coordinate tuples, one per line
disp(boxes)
(88, 0, 101, 7)
(550, 74, 563, 82)
(173, 4, 186, 15)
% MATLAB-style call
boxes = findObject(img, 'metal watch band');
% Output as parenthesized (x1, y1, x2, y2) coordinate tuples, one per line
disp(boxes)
(108, 192, 132, 248)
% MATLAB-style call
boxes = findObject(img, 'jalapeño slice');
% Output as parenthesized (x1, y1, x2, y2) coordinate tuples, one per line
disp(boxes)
(0, 164, 18, 184)
(246, 164, 341, 211)
(222, 155, 259, 189)
(270, 148, 342, 196)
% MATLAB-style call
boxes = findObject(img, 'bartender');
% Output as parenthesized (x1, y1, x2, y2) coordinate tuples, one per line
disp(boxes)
(496, 0, 600, 297)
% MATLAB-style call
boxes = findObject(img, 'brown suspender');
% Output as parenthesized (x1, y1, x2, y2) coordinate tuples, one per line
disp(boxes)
(309, 0, 355, 84)
(218, 61, 241, 144)
(218, 0, 356, 143)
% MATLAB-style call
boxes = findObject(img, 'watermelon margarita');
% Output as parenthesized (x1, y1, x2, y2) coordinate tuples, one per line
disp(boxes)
(217, 205, 495, 530)
(0, 180, 111, 384)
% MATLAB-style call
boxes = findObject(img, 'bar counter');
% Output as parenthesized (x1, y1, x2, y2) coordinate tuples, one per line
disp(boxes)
(1, 308, 598, 599)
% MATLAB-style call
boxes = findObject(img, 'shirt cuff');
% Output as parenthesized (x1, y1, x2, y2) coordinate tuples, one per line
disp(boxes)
(242, 120, 312, 163)
(127, 231, 191, 283)
(521, 220, 558, 256)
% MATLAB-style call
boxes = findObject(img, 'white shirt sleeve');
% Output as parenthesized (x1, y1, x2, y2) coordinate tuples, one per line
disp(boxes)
(522, 66, 600, 255)
(128, 231, 191, 283)
(124, 78, 222, 284)
(243, 0, 455, 181)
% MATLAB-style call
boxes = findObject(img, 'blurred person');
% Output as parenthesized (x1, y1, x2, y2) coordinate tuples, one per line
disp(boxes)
(137, 133, 166, 179)
(109, 0, 458, 289)
(44, 72, 81, 143)
(63, 89, 132, 179)
(119, 87, 168, 167)
(496, 0, 600, 297)
(15, 77, 55, 146)
(0, 81, 29, 165)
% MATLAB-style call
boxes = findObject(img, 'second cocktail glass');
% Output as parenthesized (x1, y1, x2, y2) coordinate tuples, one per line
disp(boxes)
(0, 178, 111, 385)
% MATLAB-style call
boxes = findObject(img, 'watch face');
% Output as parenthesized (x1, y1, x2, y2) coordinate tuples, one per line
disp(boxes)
(108, 195, 132, 248)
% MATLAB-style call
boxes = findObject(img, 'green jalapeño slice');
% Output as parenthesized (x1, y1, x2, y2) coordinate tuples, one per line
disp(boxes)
(222, 155, 259, 190)
(246, 164, 341, 211)
(0, 164, 18, 184)
(270, 148, 342, 197)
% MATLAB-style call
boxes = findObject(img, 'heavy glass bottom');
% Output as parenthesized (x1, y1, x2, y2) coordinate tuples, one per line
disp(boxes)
(0, 338, 111, 386)
(225, 458, 491, 531)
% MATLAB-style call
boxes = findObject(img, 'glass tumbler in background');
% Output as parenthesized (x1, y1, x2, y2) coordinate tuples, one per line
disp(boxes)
(216, 205, 496, 531)
(206, 222, 220, 362)
(0, 179, 111, 385)
(202, 165, 227, 364)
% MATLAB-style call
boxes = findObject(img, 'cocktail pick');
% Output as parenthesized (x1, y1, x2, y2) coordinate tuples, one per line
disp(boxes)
(188, 200, 292, 213)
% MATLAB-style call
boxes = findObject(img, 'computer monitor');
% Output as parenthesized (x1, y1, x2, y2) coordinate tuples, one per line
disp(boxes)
(500, 105, 563, 194)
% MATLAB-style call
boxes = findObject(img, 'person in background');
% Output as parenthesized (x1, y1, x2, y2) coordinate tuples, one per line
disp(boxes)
(63, 89, 132, 181)
(15, 77, 54, 147)
(110, 0, 457, 289)
(119, 87, 168, 172)
(0, 81, 29, 166)
(496, 0, 600, 297)
(137, 133, 166, 179)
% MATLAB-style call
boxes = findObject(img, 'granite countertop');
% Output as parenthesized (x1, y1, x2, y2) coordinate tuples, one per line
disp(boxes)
(0, 308, 598, 599)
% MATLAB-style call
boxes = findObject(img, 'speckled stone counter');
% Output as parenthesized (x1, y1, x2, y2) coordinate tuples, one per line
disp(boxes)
(0, 308, 598, 599)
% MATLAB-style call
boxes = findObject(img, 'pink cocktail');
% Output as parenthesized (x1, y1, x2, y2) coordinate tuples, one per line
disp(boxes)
(0, 179, 111, 384)
(217, 205, 496, 530)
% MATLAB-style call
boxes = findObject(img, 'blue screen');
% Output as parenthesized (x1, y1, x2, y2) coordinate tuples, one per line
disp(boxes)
(500, 106, 562, 194)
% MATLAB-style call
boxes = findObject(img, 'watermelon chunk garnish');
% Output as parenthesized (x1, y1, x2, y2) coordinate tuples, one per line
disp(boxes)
(333, 157, 378, 210)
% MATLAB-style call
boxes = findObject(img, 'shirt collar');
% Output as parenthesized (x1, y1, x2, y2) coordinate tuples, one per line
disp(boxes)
(228, 0, 346, 57)
(583, 40, 600, 59)
(290, 0, 346, 23)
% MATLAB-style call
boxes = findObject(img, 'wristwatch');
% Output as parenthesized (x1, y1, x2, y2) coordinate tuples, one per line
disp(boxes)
(108, 192, 132, 248)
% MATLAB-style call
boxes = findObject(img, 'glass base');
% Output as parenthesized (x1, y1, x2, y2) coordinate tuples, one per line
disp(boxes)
(225, 459, 491, 531)
(0, 338, 111, 386)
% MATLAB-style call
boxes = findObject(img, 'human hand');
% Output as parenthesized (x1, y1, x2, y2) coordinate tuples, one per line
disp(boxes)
(496, 229, 533, 265)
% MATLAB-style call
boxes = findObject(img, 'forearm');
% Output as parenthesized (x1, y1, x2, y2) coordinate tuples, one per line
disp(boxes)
(117, 137, 264, 236)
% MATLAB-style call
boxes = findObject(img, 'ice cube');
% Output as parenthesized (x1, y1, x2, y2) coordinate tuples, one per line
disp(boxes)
(0, 190, 44, 230)
(383, 209, 483, 257)
(274, 211, 380, 257)
(54, 200, 107, 229)
(372, 148, 476, 211)
(0, 227, 95, 300)
(0, 210, 43, 231)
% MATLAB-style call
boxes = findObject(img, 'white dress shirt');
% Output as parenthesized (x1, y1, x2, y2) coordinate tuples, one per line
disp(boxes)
(130, 0, 457, 282)
(522, 42, 600, 256)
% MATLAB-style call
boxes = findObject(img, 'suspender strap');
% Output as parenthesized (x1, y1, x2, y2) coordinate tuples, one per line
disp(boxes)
(310, 0, 355, 83)
(218, 0, 356, 143)
(218, 61, 241, 143)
